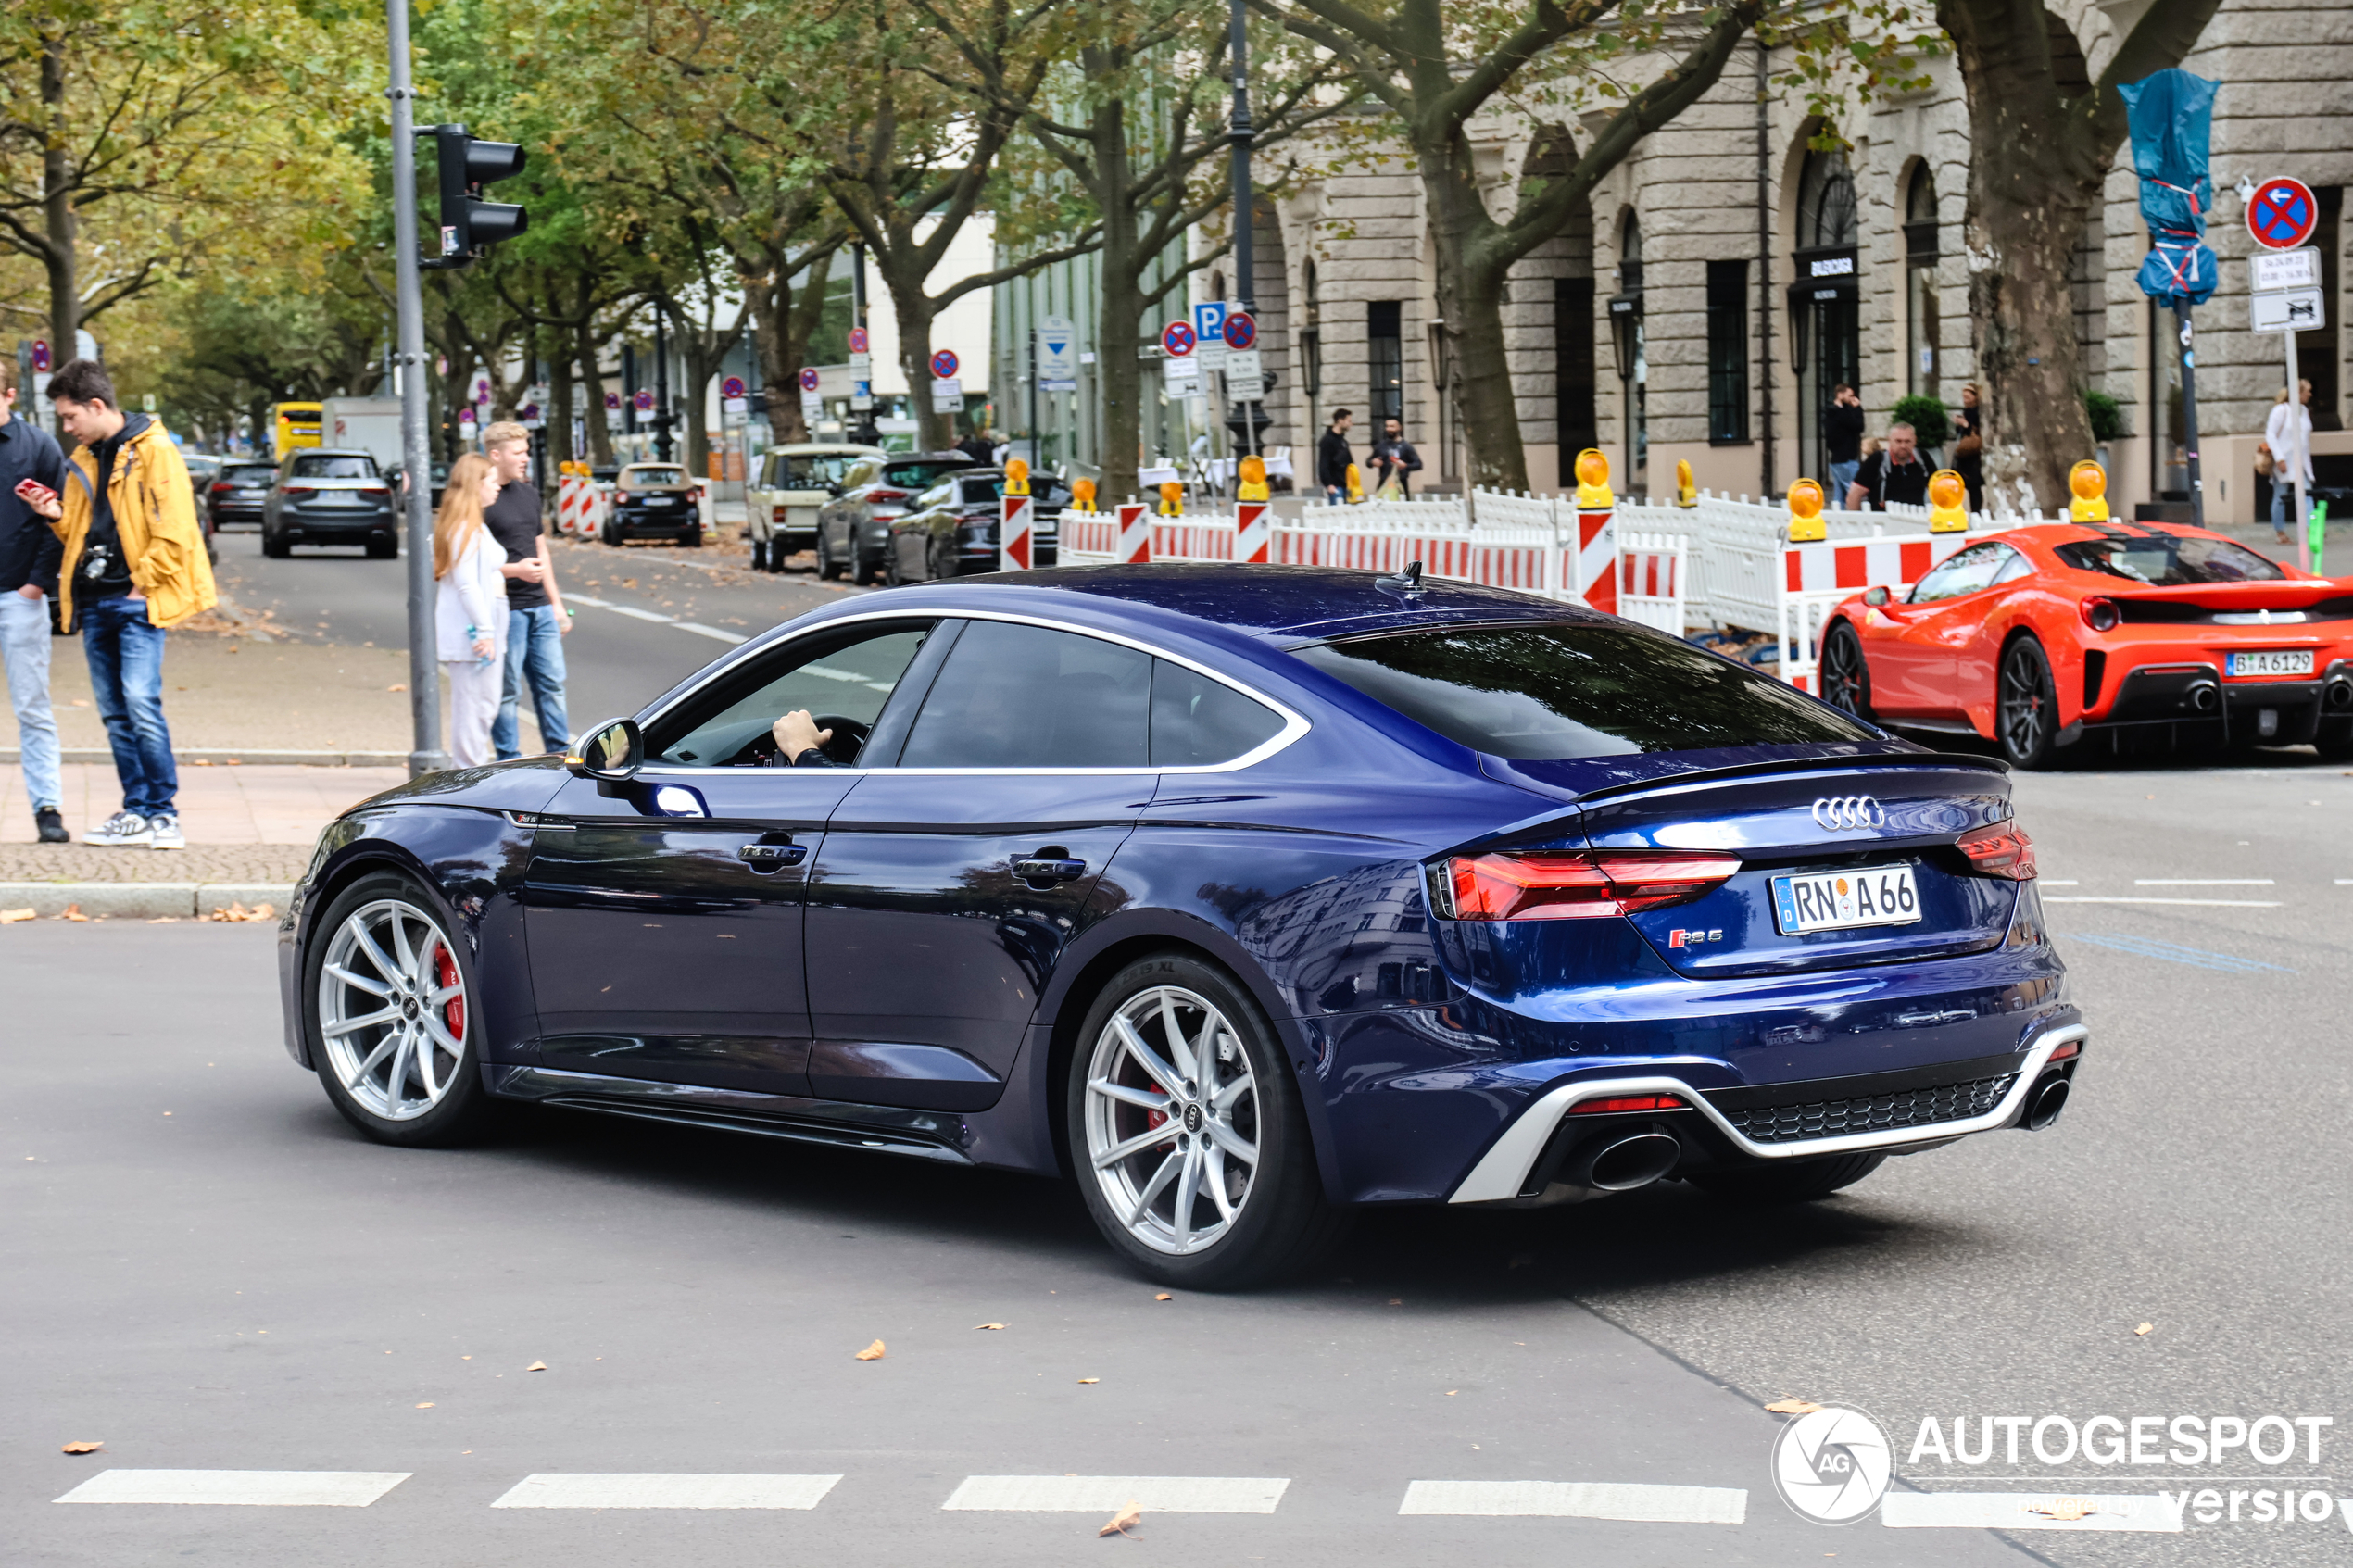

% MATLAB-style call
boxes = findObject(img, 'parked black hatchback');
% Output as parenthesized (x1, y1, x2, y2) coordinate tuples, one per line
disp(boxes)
(262, 450, 396, 558)
(209, 460, 280, 533)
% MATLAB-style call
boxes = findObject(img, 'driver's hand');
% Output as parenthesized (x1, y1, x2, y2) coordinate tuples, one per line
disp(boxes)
(772, 709, 834, 759)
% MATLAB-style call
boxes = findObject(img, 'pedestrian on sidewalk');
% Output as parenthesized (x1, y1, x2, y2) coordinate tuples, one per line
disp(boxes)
(2266, 380, 2314, 546)
(0, 358, 69, 843)
(434, 454, 508, 768)
(1951, 383, 1985, 512)
(1824, 383, 1865, 500)
(1846, 422, 1931, 512)
(480, 420, 573, 759)
(1318, 409, 1353, 504)
(18, 358, 216, 850)
(1370, 416, 1422, 500)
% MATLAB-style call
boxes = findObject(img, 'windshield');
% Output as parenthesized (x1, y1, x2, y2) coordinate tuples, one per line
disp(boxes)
(882, 460, 960, 489)
(623, 467, 689, 487)
(288, 454, 378, 481)
(1296, 621, 1873, 759)
(958, 477, 1005, 504)
(222, 466, 275, 486)
(2053, 533, 2287, 585)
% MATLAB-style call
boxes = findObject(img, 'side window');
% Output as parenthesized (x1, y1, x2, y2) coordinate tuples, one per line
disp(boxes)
(649, 621, 937, 767)
(1150, 661, 1286, 766)
(916, 481, 955, 508)
(1992, 548, 2035, 586)
(1910, 543, 2017, 604)
(898, 621, 1150, 769)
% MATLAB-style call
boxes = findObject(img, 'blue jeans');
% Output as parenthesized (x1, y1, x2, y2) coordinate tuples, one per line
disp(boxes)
(493, 605, 570, 759)
(81, 594, 177, 817)
(2271, 475, 2304, 533)
(1, 588, 61, 809)
(1829, 459, 1860, 503)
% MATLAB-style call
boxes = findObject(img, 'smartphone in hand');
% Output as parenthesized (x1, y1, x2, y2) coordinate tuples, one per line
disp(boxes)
(13, 478, 59, 512)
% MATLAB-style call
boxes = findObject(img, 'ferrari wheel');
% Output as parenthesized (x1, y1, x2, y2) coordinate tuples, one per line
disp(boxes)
(1998, 637, 2062, 770)
(1820, 621, 1872, 720)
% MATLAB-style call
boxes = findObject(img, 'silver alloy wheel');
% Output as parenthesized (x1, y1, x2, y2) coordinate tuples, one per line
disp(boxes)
(317, 897, 470, 1122)
(1084, 985, 1262, 1255)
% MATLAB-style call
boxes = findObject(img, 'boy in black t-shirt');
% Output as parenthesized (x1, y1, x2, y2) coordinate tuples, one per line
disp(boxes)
(480, 422, 573, 758)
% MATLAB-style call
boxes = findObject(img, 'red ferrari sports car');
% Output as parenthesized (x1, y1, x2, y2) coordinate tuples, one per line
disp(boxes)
(1817, 520, 2353, 767)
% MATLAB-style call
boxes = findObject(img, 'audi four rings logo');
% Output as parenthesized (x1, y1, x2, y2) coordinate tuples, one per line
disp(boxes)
(1812, 796, 1885, 831)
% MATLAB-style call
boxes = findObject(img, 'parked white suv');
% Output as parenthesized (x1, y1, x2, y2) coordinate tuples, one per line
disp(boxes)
(744, 443, 887, 571)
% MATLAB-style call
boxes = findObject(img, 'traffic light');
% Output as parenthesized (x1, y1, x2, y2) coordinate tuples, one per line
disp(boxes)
(428, 124, 528, 265)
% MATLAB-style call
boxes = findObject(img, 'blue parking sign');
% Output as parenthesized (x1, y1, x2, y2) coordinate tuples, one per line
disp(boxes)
(1192, 301, 1227, 350)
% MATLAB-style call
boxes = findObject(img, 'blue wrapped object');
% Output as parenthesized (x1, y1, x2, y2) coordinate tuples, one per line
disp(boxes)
(2120, 69, 2220, 306)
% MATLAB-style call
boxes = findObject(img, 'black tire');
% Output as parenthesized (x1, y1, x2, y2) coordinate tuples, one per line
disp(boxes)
(1688, 1151, 1885, 1206)
(1997, 636, 2063, 770)
(2315, 721, 2353, 762)
(1819, 621, 1872, 720)
(261, 528, 290, 559)
(818, 524, 846, 581)
(679, 527, 701, 548)
(1066, 951, 1348, 1290)
(930, 535, 959, 581)
(883, 536, 907, 587)
(300, 871, 504, 1148)
(749, 538, 769, 571)
(601, 522, 620, 547)
(365, 537, 397, 559)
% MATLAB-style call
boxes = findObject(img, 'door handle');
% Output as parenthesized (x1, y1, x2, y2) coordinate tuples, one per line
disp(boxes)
(1013, 856, 1088, 884)
(738, 842, 808, 872)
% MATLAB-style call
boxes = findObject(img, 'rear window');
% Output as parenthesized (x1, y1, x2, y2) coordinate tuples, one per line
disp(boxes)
(223, 466, 275, 485)
(2054, 533, 2286, 585)
(288, 454, 377, 480)
(882, 460, 961, 489)
(624, 466, 689, 487)
(959, 477, 1005, 505)
(1295, 621, 1872, 759)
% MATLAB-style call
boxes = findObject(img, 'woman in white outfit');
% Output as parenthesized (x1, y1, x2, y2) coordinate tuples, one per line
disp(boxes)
(2265, 381, 2313, 546)
(434, 453, 507, 767)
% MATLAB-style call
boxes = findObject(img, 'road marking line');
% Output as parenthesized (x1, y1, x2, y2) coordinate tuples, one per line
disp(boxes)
(2040, 880, 2080, 886)
(942, 1475, 1288, 1513)
(673, 621, 749, 645)
(2336, 879, 2353, 885)
(2064, 934, 2294, 973)
(491, 1474, 839, 1509)
(567, 595, 749, 646)
(2043, 897, 2282, 907)
(1400, 1479, 1745, 1523)
(2133, 878, 2275, 885)
(56, 1470, 409, 1507)
(1881, 1491, 2183, 1532)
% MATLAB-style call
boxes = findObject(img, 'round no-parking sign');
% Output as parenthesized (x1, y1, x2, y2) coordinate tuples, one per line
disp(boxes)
(722, 376, 747, 400)
(930, 348, 960, 380)
(2248, 178, 2319, 250)
(799, 367, 821, 393)
(1162, 321, 1195, 358)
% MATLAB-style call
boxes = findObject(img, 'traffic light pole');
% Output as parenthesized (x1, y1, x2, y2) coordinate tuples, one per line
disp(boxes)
(386, 0, 447, 776)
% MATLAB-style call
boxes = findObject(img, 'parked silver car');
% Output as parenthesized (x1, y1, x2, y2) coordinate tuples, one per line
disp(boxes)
(743, 442, 886, 571)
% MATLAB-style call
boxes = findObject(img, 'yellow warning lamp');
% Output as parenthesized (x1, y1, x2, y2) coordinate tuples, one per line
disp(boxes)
(1786, 478, 1827, 543)
(2068, 459, 2108, 523)
(1928, 469, 1969, 533)
(1675, 458, 1697, 508)
(1004, 457, 1031, 497)
(1238, 455, 1269, 502)
(1069, 476, 1097, 513)
(1345, 462, 1365, 504)
(1574, 447, 1613, 509)
(1158, 480, 1184, 516)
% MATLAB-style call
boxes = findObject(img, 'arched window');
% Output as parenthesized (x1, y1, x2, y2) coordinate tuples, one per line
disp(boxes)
(1904, 165, 1941, 398)
(1798, 149, 1857, 251)
(1616, 213, 1646, 480)
(1302, 259, 1321, 400)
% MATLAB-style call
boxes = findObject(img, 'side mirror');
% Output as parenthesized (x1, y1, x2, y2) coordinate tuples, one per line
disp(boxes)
(1862, 585, 1891, 608)
(566, 716, 644, 795)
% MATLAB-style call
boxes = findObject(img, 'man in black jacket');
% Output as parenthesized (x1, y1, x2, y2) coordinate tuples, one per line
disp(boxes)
(1317, 409, 1353, 502)
(1824, 383, 1865, 500)
(0, 359, 68, 842)
(1372, 417, 1423, 497)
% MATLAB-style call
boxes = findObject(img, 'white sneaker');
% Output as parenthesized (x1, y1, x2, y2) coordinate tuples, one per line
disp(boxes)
(87, 810, 154, 847)
(147, 813, 186, 851)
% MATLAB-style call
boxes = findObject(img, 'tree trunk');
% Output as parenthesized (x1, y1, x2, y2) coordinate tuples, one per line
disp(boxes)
(746, 271, 807, 445)
(575, 323, 615, 466)
(681, 339, 717, 481)
(875, 258, 947, 450)
(40, 35, 77, 357)
(1417, 124, 1525, 491)
(1087, 97, 1148, 504)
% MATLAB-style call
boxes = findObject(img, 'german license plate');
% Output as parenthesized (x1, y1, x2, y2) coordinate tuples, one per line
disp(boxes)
(1771, 865, 1920, 935)
(2226, 649, 2313, 677)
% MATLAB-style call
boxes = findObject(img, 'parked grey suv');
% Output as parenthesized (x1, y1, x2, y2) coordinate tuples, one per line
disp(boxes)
(262, 450, 396, 558)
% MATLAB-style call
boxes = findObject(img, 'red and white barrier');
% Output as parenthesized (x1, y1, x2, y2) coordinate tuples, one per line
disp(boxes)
(1617, 533, 1687, 636)
(1116, 502, 1149, 563)
(1000, 495, 1034, 571)
(1235, 502, 1271, 564)
(1777, 532, 1974, 694)
(1574, 505, 1617, 615)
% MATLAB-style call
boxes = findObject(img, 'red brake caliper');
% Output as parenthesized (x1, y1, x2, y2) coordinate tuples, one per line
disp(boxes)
(434, 947, 464, 1039)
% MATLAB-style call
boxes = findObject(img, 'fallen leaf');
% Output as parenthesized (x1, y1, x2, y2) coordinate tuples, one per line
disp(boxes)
(1076, 1376, 1100, 1385)
(1153, 1293, 1173, 1302)
(60, 1440, 103, 1454)
(0, 909, 35, 923)
(59, 905, 87, 922)
(1098, 1499, 1142, 1537)
(416, 1402, 434, 1409)
(388, 684, 407, 693)
(973, 1323, 1007, 1331)
(145, 916, 179, 924)
(525, 1361, 547, 1371)
(854, 1340, 886, 1361)
(1387, 1298, 1403, 1307)
(1766, 1399, 1823, 1415)
(2029, 1498, 2096, 1522)
(193, 758, 214, 766)
(1444, 1390, 1458, 1397)
(2134, 1323, 2153, 1336)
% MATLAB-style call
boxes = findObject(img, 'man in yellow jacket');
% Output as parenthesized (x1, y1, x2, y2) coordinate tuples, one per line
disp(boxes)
(14, 359, 216, 849)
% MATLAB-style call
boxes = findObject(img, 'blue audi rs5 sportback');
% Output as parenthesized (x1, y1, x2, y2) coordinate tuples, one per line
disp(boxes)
(279, 565, 2084, 1287)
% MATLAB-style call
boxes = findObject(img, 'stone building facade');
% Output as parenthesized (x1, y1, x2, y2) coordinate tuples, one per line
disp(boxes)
(1216, 0, 2349, 521)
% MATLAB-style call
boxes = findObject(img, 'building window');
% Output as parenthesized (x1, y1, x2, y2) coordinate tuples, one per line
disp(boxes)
(1706, 260, 1749, 444)
(1904, 166, 1941, 398)
(1368, 301, 1403, 422)
(1555, 277, 1596, 458)
(1302, 260, 1321, 401)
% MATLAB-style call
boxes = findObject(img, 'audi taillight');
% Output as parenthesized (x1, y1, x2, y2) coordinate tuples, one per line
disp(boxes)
(210, 481, 231, 495)
(1957, 821, 2037, 880)
(2080, 596, 2120, 633)
(1437, 850, 1741, 921)
(1570, 1094, 1688, 1115)
(283, 485, 316, 498)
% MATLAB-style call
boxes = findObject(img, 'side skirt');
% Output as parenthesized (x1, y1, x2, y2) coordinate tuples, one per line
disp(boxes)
(486, 1065, 975, 1165)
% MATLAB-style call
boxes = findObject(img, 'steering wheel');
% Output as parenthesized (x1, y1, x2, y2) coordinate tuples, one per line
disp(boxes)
(810, 715, 868, 765)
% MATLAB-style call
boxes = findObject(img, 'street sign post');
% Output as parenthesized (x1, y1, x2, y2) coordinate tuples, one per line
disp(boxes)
(29, 339, 49, 373)
(932, 377, 963, 413)
(2252, 288, 2325, 333)
(849, 326, 870, 356)
(799, 366, 821, 394)
(1193, 302, 1227, 373)
(1222, 311, 1257, 352)
(634, 389, 654, 412)
(2247, 177, 2319, 251)
(1225, 348, 1263, 383)
(722, 376, 746, 399)
(930, 348, 959, 381)
(1036, 314, 1078, 391)
(1161, 321, 1195, 358)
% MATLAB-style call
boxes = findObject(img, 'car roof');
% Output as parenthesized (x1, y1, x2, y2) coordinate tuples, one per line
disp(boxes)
(776, 443, 887, 456)
(1996, 520, 2252, 552)
(287, 448, 376, 460)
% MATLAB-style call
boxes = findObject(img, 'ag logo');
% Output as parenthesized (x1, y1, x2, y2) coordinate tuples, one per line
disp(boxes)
(1770, 1404, 1892, 1524)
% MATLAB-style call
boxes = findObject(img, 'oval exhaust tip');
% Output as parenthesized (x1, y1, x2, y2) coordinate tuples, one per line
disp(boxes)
(2191, 684, 2220, 713)
(1574, 1131, 1682, 1192)
(2024, 1075, 2070, 1132)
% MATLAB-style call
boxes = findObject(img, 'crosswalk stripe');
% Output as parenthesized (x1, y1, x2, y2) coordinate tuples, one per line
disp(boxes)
(942, 1475, 1289, 1513)
(1399, 1479, 1746, 1524)
(1881, 1491, 2184, 1532)
(55, 1470, 410, 1507)
(491, 1473, 840, 1510)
